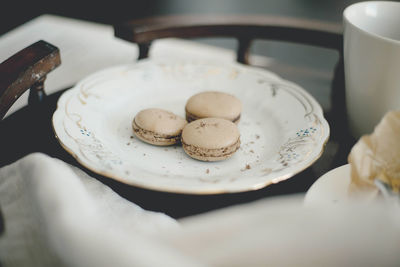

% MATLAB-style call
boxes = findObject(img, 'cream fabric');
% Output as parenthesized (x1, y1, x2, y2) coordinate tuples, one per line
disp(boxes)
(1, 153, 400, 266)
(0, 153, 194, 267)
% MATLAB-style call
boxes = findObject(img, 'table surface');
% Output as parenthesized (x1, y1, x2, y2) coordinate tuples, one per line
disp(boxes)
(0, 15, 354, 218)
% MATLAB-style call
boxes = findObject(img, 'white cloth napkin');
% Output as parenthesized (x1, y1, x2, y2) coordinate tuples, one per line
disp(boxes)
(1, 153, 400, 267)
(0, 153, 194, 267)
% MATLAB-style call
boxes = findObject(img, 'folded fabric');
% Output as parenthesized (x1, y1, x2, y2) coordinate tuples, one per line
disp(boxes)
(169, 196, 400, 266)
(348, 110, 400, 197)
(0, 153, 196, 267)
(1, 153, 400, 267)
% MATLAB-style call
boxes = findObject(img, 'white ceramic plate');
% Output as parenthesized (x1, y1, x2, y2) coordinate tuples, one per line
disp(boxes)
(304, 164, 351, 205)
(53, 59, 330, 194)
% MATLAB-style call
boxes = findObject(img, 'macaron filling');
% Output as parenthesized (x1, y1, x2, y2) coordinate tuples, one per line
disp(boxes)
(182, 138, 241, 160)
(185, 109, 241, 123)
(132, 120, 181, 144)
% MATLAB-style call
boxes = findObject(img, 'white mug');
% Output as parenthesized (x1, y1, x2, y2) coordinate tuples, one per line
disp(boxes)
(343, 1, 400, 138)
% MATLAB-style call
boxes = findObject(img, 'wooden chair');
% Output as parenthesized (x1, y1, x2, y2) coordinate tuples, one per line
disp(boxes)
(114, 15, 348, 143)
(0, 40, 60, 120)
(0, 16, 352, 219)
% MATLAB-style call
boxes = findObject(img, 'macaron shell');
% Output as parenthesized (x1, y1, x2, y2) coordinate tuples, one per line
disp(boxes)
(135, 108, 187, 136)
(185, 91, 242, 122)
(181, 118, 240, 149)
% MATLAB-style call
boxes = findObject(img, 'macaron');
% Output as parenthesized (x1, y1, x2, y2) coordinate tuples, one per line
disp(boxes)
(132, 108, 187, 146)
(185, 91, 242, 123)
(181, 118, 241, 161)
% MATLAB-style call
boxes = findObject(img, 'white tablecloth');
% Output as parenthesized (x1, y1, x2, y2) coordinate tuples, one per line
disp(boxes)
(1, 153, 400, 267)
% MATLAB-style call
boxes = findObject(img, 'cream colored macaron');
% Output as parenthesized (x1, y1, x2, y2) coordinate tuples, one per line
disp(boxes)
(181, 118, 241, 161)
(132, 108, 187, 146)
(185, 91, 242, 123)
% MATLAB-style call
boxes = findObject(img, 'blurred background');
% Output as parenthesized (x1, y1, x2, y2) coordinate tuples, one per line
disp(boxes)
(1, 0, 365, 36)
(0, 0, 392, 111)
